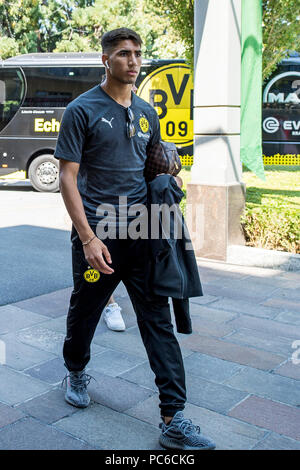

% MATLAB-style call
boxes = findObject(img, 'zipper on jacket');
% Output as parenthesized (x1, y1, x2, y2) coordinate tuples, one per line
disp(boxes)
(174, 244, 185, 298)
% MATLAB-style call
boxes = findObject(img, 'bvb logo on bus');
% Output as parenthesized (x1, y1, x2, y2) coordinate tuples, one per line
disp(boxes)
(137, 63, 193, 147)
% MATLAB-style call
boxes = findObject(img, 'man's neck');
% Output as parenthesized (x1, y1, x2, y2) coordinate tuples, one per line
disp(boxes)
(101, 78, 132, 108)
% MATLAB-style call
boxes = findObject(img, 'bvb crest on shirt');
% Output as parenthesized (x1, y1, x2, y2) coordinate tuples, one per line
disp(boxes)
(83, 267, 100, 283)
(139, 117, 149, 133)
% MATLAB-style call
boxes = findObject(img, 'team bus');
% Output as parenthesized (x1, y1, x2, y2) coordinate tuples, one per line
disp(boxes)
(0, 53, 193, 191)
(0, 53, 299, 191)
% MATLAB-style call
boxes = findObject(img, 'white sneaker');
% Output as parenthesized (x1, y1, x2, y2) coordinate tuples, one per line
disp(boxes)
(103, 303, 125, 331)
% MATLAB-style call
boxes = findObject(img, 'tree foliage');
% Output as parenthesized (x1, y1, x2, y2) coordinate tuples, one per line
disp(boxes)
(262, 0, 300, 80)
(151, 0, 194, 67)
(0, 0, 186, 59)
(1, 0, 298, 79)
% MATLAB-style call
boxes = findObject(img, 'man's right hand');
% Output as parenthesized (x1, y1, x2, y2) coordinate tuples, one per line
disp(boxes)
(83, 237, 114, 274)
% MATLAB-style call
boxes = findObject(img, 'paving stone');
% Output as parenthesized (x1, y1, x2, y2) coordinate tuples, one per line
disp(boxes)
(206, 298, 281, 319)
(188, 294, 219, 305)
(274, 310, 300, 326)
(0, 306, 48, 334)
(224, 367, 300, 406)
(213, 277, 280, 298)
(227, 314, 300, 339)
(125, 326, 194, 359)
(180, 334, 285, 370)
(16, 388, 79, 424)
(14, 325, 103, 357)
(93, 330, 148, 359)
(86, 369, 154, 412)
(188, 317, 234, 337)
(119, 362, 156, 391)
(202, 283, 278, 303)
(24, 357, 67, 384)
(198, 261, 281, 277)
(273, 361, 300, 381)
(123, 361, 246, 414)
(38, 315, 67, 334)
(180, 404, 267, 451)
(253, 432, 300, 450)
(93, 319, 111, 336)
(0, 403, 25, 428)
(198, 271, 228, 284)
(0, 365, 52, 405)
(188, 303, 238, 322)
(87, 349, 146, 377)
(199, 284, 227, 298)
(1, 258, 298, 450)
(200, 268, 248, 282)
(0, 334, 56, 371)
(262, 297, 300, 313)
(279, 271, 300, 282)
(124, 325, 144, 337)
(126, 397, 267, 450)
(14, 326, 65, 356)
(14, 288, 73, 318)
(183, 353, 243, 383)
(54, 403, 161, 450)
(240, 274, 300, 290)
(125, 394, 161, 426)
(0, 417, 94, 450)
(225, 328, 293, 357)
(229, 396, 300, 441)
(185, 374, 248, 414)
(269, 287, 300, 301)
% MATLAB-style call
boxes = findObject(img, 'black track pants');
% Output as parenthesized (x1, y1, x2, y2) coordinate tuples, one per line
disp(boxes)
(63, 229, 186, 417)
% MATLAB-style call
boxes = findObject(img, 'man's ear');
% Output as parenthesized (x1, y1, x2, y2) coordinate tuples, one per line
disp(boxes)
(102, 54, 109, 69)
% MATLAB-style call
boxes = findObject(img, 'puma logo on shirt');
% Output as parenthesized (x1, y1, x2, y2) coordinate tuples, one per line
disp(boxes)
(101, 117, 114, 128)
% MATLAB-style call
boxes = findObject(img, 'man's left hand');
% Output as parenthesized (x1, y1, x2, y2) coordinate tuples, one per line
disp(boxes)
(155, 173, 183, 189)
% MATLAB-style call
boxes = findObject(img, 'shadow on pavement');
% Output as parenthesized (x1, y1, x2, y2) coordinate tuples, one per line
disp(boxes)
(0, 225, 72, 305)
(0, 180, 34, 192)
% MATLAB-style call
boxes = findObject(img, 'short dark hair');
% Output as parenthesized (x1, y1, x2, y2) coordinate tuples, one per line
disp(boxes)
(101, 28, 142, 54)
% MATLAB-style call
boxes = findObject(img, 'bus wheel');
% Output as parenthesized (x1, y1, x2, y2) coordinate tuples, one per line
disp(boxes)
(28, 155, 59, 192)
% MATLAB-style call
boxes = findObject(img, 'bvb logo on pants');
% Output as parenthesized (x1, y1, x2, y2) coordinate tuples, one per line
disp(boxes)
(83, 267, 100, 283)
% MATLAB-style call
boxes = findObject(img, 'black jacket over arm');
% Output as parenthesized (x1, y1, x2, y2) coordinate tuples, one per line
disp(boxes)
(146, 174, 203, 334)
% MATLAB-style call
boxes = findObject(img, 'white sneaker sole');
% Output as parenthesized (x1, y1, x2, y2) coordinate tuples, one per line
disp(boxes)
(106, 324, 126, 331)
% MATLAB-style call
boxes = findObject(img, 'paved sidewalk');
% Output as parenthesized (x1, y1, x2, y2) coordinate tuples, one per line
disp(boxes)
(0, 259, 299, 450)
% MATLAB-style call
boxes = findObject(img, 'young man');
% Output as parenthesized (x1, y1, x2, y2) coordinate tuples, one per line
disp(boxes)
(55, 28, 215, 451)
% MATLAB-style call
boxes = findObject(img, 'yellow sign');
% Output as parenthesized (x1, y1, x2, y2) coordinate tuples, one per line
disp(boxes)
(137, 63, 193, 148)
(139, 117, 149, 133)
(83, 268, 100, 283)
(34, 118, 60, 133)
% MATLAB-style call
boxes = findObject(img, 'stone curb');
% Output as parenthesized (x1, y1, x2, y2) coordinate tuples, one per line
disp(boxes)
(198, 245, 300, 272)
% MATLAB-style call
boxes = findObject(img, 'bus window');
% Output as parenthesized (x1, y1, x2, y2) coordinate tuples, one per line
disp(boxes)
(0, 68, 25, 132)
(264, 74, 300, 110)
(22, 67, 104, 107)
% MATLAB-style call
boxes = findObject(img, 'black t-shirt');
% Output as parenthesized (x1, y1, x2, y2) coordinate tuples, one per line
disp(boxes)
(54, 85, 161, 225)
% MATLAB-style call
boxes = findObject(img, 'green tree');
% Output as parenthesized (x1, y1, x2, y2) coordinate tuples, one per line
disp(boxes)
(53, 0, 186, 57)
(152, 0, 300, 78)
(151, 0, 193, 66)
(0, 1, 96, 55)
(0, 36, 19, 59)
(0, 0, 41, 54)
(0, 0, 186, 58)
(262, 0, 300, 80)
